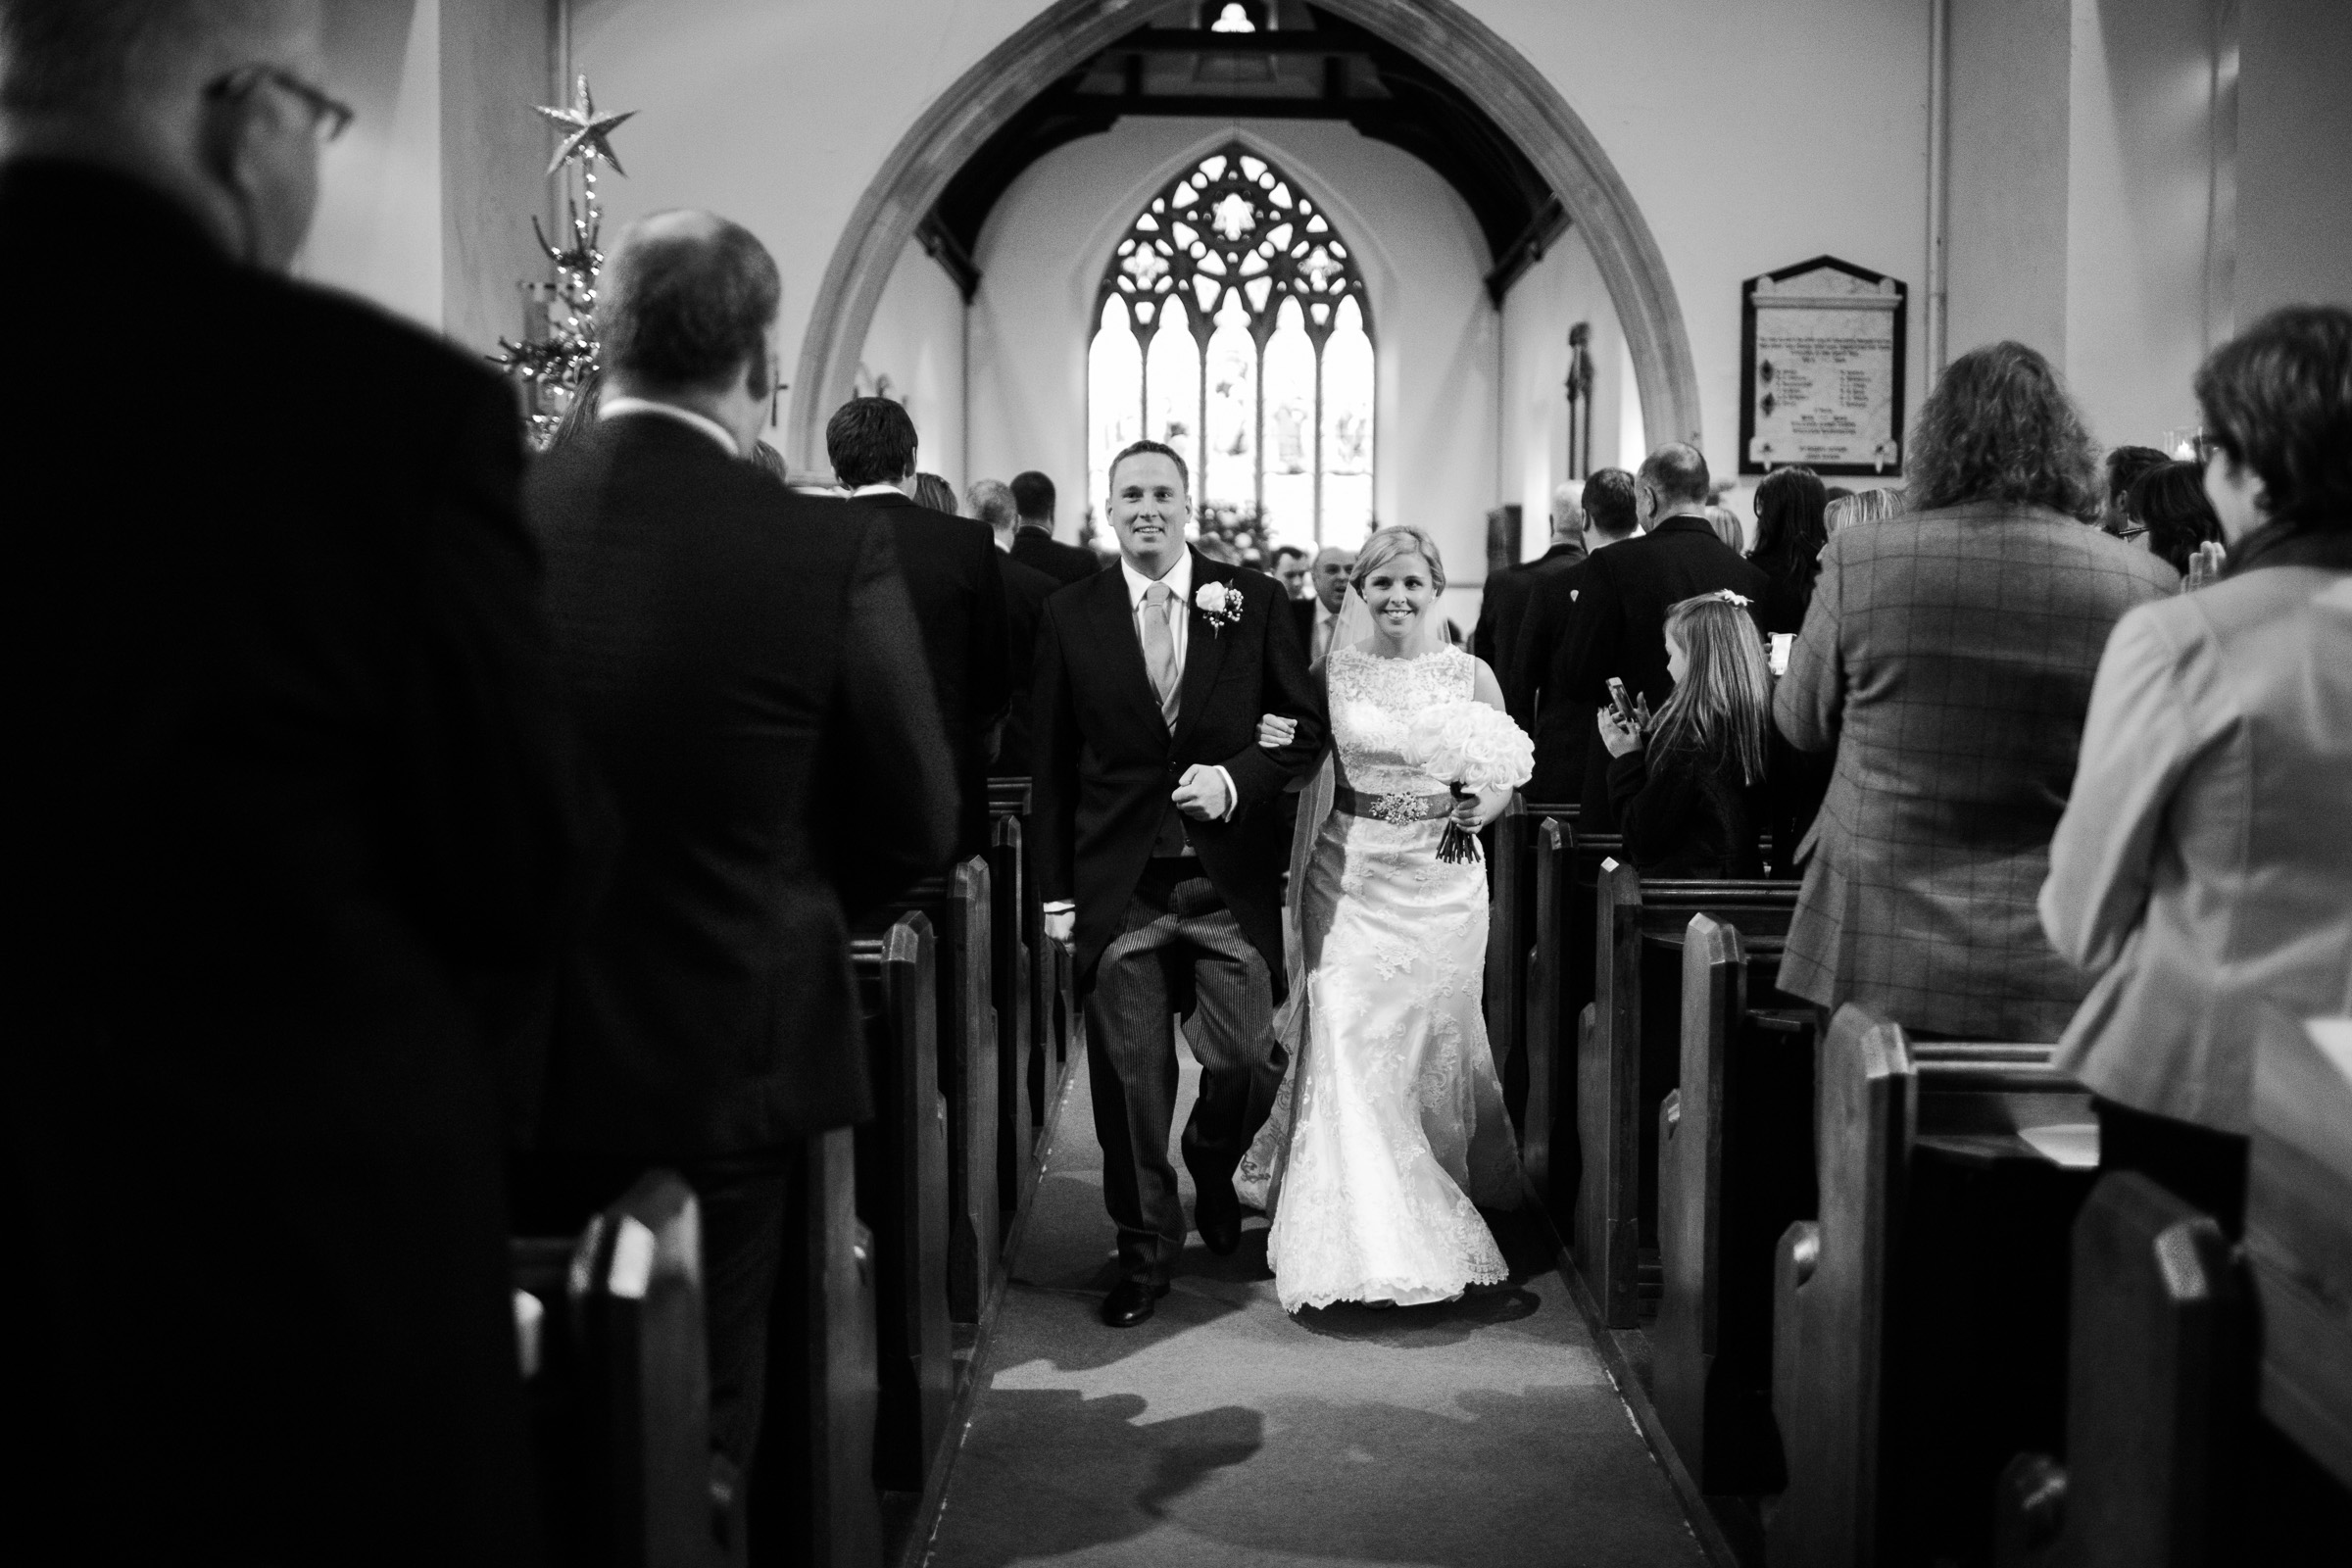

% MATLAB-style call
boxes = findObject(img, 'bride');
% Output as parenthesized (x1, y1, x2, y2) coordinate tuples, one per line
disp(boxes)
(1237, 524, 1530, 1312)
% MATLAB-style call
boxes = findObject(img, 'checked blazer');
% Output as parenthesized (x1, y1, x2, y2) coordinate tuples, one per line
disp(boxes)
(1773, 502, 2177, 1040)
(1031, 551, 1324, 994)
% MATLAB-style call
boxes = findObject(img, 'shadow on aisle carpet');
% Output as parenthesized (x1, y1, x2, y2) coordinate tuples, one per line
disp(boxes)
(919, 1044, 1710, 1568)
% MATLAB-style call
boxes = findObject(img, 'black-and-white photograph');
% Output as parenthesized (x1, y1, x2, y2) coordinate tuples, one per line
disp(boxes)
(8, 1, 2347, 1564)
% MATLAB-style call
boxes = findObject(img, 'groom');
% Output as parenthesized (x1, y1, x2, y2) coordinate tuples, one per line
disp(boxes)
(1033, 440, 1325, 1327)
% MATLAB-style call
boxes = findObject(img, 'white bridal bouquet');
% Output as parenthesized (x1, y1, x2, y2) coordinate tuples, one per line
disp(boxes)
(1403, 701, 1536, 862)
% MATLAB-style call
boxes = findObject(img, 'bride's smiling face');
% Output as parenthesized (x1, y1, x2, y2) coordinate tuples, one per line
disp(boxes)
(1357, 552, 1438, 634)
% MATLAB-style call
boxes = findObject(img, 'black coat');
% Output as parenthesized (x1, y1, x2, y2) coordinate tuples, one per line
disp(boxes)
(1508, 556, 1597, 804)
(1475, 538, 1585, 669)
(994, 551, 1061, 778)
(1607, 740, 1766, 879)
(844, 492, 1011, 857)
(1010, 522, 1102, 585)
(528, 419, 956, 1154)
(6, 159, 601, 1563)
(1561, 515, 1770, 823)
(1032, 553, 1324, 993)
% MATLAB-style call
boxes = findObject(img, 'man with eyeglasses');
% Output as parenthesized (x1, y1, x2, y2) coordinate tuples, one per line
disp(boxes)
(1, 3, 597, 1563)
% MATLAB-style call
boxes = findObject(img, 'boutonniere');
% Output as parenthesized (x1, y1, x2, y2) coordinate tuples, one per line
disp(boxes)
(1194, 580, 1245, 633)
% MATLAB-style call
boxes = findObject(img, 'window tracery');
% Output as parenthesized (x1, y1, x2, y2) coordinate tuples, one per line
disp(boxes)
(1089, 144, 1376, 548)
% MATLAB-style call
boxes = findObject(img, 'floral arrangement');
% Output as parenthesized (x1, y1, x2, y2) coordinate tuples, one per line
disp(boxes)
(1194, 580, 1245, 632)
(1403, 701, 1536, 862)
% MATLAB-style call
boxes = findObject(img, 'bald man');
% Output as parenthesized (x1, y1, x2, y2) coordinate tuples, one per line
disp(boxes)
(4, 3, 601, 1558)
(1295, 544, 1359, 662)
(1473, 481, 1588, 670)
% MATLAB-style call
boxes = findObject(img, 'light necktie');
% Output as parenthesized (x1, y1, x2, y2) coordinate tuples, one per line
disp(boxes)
(1141, 582, 1181, 731)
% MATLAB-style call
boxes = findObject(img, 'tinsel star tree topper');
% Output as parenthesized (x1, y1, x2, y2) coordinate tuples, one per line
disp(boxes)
(493, 74, 636, 449)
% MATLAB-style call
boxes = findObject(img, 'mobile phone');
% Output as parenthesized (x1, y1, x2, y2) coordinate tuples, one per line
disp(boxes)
(1605, 676, 1639, 729)
(1770, 633, 1793, 677)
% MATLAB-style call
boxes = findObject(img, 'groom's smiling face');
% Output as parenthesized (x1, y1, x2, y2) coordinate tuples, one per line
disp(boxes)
(1107, 452, 1192, 576)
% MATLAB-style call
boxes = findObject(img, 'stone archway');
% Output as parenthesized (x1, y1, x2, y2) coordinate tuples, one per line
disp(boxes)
(787, 0, 1700, 471)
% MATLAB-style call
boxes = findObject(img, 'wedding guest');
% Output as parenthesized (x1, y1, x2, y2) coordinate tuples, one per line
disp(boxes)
(751, 438, 790, 482)
(520, 212, 956, 1486)
(1705, 503, 1745, 552)
(1273, 543, 1311, 600)
(973, 477, 1061, 777)
(1824, 486, 1904, 533)
(1474, 481, 1586, 669)
(1508, 469, 1641, 803)
(2099, 443, 2170, 534)
(1558, 444, 1766, 826)
(1597, 593, 1770, 878)
(1300, 544, 1358, 662)
(548, 367, 604, 453)
(2042, 305, 2352, 1234)
(1748, 466, 1833, 872)
(1010, 467, 1100, 584)
(1775, 341, 2175, 1040)
(2119, 460, 2226, 576)
(914, 469, 959, 514)
(832, 398, 1011, 858)
(4, 1, 600, 1557)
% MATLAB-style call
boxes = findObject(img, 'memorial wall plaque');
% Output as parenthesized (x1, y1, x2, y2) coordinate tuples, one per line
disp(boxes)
(1739, 255, 1907, 476)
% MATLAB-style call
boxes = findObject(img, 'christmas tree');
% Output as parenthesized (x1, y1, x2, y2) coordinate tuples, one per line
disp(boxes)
(492, 74, 635, 449)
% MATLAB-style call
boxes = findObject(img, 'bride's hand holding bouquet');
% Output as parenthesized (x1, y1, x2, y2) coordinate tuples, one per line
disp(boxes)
(1405, 701, 1534, 862)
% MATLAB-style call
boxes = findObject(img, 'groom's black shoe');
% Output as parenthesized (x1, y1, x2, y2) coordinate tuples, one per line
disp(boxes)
(1100, 1279, 1170, 1329)
(1195, 1182, 1243, 1256)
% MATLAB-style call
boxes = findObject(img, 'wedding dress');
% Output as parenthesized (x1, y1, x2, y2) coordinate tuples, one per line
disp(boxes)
(1236, 642, 1522, 1312)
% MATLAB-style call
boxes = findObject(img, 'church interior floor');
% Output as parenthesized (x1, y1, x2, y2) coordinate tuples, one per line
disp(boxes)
(917, 1037, 1714, 1568)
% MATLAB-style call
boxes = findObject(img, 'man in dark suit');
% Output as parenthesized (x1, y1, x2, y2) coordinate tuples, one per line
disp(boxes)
(5, 3, 600, 1559)
(1034, 441, 1324, 1328)
(1560, 445, 1768, 825)
(832, 399, 1011, 858)
(521, 213, 956, 1482)
(1009, 468, 1102, 584)
(1508, 468, 1642, 802)
(970, 476, 1059, 777)
(1474, 480, 1587, 668)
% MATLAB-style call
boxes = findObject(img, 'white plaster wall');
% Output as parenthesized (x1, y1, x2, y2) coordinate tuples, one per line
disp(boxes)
(2235, 0, 2352, 318)
(1497, 226, 1634, 564)
(858, 244, 968, 489)
(2062, 0, 2227, 450)
(303, 0, 444, 330)
(958, 118, 1498, 601)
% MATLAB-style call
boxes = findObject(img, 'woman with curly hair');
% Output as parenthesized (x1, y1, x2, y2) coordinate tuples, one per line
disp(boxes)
(1774, 341, 2177, 1040)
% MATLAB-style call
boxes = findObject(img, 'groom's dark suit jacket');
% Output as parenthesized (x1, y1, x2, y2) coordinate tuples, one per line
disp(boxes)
(1032, 552, 1324, 994)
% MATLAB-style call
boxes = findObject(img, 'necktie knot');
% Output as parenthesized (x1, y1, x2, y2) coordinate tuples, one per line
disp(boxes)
(1145, 582, 1172, 609)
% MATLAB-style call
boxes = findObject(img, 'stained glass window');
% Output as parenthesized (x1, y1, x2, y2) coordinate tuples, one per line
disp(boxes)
(1087, 143, 1376, 551)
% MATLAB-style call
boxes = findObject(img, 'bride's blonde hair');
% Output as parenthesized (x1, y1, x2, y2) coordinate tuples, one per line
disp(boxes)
(1350, 525, 1446, 594)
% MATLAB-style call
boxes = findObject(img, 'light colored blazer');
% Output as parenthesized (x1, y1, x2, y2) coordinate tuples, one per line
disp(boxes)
(1775, 503, 2176, 1039)
(2041, 564, 2352, 1133)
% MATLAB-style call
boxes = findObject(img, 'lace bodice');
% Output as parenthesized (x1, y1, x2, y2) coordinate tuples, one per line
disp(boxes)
(1328, 644, 1477, 796)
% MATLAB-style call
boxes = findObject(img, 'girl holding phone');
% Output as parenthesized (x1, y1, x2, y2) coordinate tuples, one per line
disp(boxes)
(1596, 592, 1771, 877)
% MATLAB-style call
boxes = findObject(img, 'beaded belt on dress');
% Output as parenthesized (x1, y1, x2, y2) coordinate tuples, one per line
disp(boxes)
(1332, 786, 1455, 825)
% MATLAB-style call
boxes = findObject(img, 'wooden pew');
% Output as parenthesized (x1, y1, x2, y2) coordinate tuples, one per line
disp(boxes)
(1485, 794, 1529, 1088)
(850, 915, 951, 1496)
(511, 1171, 762, 1568)
(777, 1130, 885, 1568)
(985, 786, 1038, 1229)
(873, 858, 998, 1323)
(1992, 1172, 2240, 1568)
(1654, 912, 1816, 1494)
(2247, 1013, 2352, 1494)
(1575, 859, 1797, 1327)
(1771, 1005, 2097, 1568)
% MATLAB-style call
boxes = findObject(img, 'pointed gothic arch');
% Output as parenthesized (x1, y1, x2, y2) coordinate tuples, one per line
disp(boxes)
(788, 0, 1700, 473)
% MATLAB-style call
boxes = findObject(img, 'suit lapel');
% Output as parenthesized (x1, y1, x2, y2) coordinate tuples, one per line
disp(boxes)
(1085, 566, 1167, 739)
(1172, 551, 1232, 753)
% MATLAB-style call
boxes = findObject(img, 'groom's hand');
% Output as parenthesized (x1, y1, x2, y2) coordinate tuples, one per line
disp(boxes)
(1172, 763, 1232, 821)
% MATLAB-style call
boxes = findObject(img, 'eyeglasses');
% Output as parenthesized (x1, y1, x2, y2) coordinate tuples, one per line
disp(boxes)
(207, 65, 356, 145)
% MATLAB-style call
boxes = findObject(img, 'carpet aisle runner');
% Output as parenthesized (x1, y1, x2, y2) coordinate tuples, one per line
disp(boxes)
(920, 1040, 1712, 1568)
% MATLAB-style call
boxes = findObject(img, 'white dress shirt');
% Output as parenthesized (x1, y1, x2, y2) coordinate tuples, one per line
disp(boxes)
(598, 396, 742, 457)
(848, 482, 908, 500)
